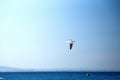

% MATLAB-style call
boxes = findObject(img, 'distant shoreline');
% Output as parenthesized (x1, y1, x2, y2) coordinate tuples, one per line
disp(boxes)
(0, 66, 120, 72)
(0, 71, 120, 73)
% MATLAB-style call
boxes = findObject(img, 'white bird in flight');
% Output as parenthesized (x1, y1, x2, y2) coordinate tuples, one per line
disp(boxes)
(66, 39, 75, 50)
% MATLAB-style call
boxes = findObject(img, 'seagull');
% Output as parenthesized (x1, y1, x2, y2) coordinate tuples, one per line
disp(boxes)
(66, 39, 75, 50)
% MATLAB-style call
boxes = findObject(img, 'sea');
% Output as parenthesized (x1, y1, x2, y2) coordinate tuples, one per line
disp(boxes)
(0, 72, 120, 80)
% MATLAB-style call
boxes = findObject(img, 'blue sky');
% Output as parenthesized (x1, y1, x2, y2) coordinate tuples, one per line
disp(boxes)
(0, 0, 120, 71)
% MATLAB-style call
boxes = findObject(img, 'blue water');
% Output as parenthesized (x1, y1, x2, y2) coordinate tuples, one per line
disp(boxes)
(0, 72, 120, 80)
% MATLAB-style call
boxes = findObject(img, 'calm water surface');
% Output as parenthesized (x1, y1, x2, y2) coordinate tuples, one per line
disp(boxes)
(0, 72, 120, 80)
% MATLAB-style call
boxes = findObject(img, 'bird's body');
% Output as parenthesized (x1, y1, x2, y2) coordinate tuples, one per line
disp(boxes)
(66, 39, 75, 50)
(69, 43, 73, 50)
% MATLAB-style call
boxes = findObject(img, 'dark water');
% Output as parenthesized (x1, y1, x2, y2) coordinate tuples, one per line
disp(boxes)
(0, 72, 120, 80)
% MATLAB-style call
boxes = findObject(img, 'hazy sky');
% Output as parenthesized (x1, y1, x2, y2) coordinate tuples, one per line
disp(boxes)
(0, 0, 120, 71)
